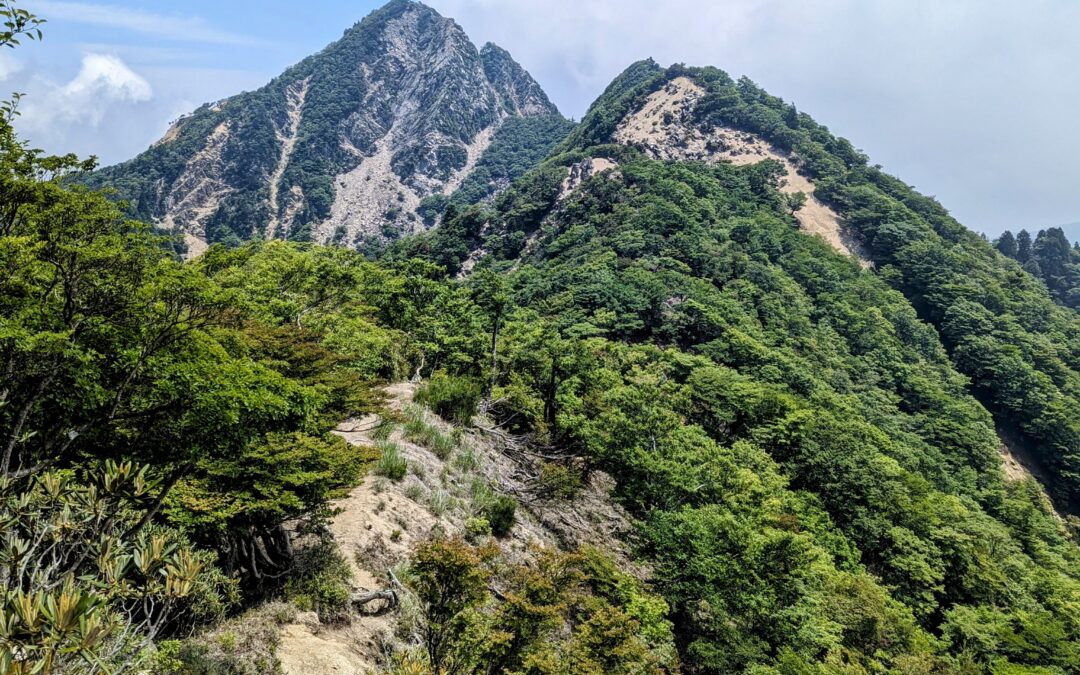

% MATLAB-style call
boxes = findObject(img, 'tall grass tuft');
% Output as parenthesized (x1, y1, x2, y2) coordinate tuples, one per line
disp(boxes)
(375, 441, 407, 481)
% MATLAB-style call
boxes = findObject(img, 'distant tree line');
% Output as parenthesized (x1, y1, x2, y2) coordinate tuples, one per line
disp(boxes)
(996, 227, 1080, 310)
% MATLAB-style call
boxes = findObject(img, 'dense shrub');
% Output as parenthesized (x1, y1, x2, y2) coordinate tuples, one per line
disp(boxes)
(415, 372, 483, 426)
(483, 495, 518, 537)
(283, 539, 354, 623)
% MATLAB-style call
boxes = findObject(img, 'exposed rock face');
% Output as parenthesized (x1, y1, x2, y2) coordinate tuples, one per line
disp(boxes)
(158, 121, 233, 238)
(265, 78, 311, 240)
(480, 42, 558, 116)
(558, 157, 619, 201)
(89, 0, 561, 251)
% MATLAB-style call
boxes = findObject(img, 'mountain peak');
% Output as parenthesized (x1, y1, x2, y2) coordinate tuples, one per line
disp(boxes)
(481, 42, 559, 116)
(89, 0, 565, 251)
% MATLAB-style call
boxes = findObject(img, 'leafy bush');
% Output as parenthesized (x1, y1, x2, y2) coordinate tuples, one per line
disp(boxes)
(415, 373, 483, 426)
(403, 538, 677, 673)
(464, 517, 492, 543)
(283, 539, 354, 623)
(537, 461, 586, 501)
(483, 495, 518, 537)
(0, 463, 237, 672)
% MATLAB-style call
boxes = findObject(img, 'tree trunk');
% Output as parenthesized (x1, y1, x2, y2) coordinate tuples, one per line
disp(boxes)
(488, 319, 500, 397)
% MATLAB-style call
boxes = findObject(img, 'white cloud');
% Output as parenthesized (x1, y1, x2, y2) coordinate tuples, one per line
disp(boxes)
(0, 53, 23, 81)
(20, 53, 152, 134)
(34, 1, 259, 45)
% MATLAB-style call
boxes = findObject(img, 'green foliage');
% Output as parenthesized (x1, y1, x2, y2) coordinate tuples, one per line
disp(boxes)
(0, 89, 382, 666)
(409, 537, 493, 673)
(0, 463, 237, 673)
(283, 539, 354, 623)
(448, 114, 576, 209)
(482, 495, 517, 537)
(402, 406, 459, 460)
(402, 538, 676, 674)
(415, 373, 483, 426)
(171, 432, 365, 541)
(536, 461, 585, 501)
(376, 441, 408, 481)
(0, 118, 379, 590)
(17, 19, 1080, 673)
(997, 227, 1080, 311)
(463, 517, 491, 543)
(600, 65, 1080, 511)
(380, 70, 1080, 669)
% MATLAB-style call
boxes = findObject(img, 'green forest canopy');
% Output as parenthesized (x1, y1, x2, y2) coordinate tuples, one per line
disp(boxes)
(5, 9, 1080, 672)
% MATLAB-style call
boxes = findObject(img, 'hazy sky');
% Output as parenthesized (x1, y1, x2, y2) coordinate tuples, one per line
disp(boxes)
(9, 0, 1080, 236)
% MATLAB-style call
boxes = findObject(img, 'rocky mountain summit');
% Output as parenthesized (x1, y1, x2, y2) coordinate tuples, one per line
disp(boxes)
(89, 0, 565, 253)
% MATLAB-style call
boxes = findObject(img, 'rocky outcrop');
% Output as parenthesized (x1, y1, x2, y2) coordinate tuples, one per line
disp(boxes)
(158, 121, 233, 243)
(559, 157, 619, 201)
(481, 42, 558, 116)
(265, 78, 311, 240)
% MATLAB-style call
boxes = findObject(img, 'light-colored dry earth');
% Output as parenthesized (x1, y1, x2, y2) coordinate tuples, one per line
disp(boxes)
(996, 428, 1068, 527)
(266, 78, 311, 240)
(314, 123, 501, 247)
(183, 233, 208, 259)
(614, 76, 870, 265)
(152, 117, 184, 147)
(997, 428, 1049, 484)
(314, 136, 423, 246)
(276, 613, 373, 674)
(278, 382, 638, 674)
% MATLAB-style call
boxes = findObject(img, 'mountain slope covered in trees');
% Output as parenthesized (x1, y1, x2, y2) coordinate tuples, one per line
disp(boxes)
(387, 61, 1080, 673)
(8, 2, 1080, 673)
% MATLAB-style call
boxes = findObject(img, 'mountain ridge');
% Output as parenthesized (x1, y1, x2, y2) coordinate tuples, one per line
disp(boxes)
(88, 0, 567, 253)
(10, 1, 1080, 672)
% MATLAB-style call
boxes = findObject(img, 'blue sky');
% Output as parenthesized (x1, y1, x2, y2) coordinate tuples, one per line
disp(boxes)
(10, 0, 1080, 236)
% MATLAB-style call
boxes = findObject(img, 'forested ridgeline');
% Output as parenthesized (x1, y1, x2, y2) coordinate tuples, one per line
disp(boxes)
(395, 143, 1080, 671)
(588, 63, 1080, 515)
(6, 7, 1080, 674)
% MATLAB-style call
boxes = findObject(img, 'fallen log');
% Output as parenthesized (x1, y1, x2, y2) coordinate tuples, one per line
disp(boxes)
(351, 588, 397, 613)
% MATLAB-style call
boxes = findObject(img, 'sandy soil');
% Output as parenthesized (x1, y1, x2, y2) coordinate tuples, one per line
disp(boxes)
(997, 428, 1066, 523)
(613, 76, 871, 265)
(152, 118, 184, 147)
(277, 381, 640, 673)
(183, 233, 208, 259)
(277, 613, 374, 674)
